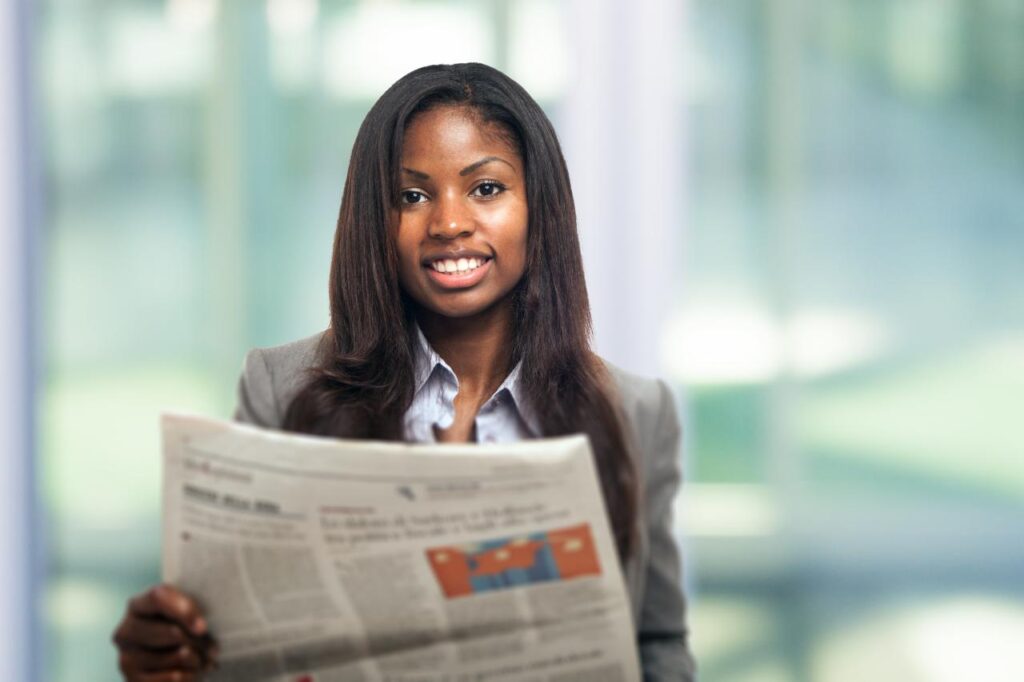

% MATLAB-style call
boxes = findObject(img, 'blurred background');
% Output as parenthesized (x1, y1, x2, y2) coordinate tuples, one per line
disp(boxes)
(0, 0, 1021, 680)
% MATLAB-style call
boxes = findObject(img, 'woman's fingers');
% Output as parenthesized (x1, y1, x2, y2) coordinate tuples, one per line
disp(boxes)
(113, 616, 190, 649)
(128, 585, 207, 637)
(118, 640, 216, 679)
(117, 636, 217, 679)
(114, 584, 218, 680)
(131, 672, 201, 682)
(121, 644, 204, 672)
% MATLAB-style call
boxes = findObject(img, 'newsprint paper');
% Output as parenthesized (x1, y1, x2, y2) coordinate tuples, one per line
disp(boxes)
(161, 413, 642, 682)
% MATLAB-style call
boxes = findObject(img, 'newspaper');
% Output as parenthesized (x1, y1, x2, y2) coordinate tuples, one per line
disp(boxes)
(161, 413, 642, 682)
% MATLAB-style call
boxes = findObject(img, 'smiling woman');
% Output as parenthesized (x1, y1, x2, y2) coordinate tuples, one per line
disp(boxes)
(394, 106, 528, 322)
(112, 63, 696, 681)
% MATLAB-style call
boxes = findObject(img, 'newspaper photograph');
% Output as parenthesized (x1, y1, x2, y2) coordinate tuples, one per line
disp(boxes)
(161, 413, 642, 682)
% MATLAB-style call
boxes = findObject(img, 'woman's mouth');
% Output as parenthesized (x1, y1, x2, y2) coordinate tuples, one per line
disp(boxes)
(424, 256, 492, 289)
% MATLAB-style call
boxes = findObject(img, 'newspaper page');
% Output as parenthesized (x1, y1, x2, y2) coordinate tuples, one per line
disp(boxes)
(161, 413, 642, 682)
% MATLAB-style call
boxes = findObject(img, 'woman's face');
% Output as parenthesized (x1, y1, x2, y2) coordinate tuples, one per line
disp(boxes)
(394, 105, 528, 321)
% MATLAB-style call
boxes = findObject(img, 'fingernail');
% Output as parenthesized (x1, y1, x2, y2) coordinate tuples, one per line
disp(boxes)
(192, 616, 208, 636)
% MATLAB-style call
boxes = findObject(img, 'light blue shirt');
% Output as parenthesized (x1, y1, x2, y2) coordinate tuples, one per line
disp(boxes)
(402, 326, 540, 443)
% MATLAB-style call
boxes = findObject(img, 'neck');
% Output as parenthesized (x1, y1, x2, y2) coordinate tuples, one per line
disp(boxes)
(416, 302, 514, 401)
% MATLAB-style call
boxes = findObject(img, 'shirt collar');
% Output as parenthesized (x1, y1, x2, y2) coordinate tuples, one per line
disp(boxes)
(494, 361, 540, 437)
(411, 323, 540, 437)
(413, 324, 448, 394)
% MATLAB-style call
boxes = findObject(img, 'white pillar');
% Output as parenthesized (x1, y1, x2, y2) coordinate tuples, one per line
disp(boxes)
(560, 0, 686, 377)
(0, 0, 37, 679)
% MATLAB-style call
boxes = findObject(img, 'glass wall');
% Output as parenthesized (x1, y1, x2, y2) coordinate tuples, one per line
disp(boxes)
(678, 1, 1024, 681)
(37, 1, 1024, 681)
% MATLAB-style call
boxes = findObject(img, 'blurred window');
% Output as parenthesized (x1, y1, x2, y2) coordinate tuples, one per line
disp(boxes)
(678, 1, 1024, 680)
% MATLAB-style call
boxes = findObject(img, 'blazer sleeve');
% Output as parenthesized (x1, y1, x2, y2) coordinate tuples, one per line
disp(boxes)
(638, 379, 697, 681)
(233, 348, 282, 428)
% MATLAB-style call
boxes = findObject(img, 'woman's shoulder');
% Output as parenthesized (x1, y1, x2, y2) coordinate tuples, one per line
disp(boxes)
(599, 358, 677, 427)
(598, 358, 681, 471)
(235, 331, 328, 427)
(257, 330, 328, 373)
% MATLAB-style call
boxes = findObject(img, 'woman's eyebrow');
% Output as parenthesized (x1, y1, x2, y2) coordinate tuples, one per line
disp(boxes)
(401, 156, 515, 181)
(459, 156, 514, 176)
(401, 167, 430, 180)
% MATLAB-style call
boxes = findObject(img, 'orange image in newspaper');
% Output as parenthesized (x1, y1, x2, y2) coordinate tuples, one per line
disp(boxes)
(425, 523, 601, 598)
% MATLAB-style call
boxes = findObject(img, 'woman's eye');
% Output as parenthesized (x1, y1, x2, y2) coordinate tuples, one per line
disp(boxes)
(472, 182, 505, 198)
(401, 190, 427, 204)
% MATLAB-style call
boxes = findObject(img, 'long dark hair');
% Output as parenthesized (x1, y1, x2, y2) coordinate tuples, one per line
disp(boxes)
(283, 63, 637, 557)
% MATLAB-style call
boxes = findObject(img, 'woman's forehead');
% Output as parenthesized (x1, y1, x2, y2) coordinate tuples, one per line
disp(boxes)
(402, 106, 520, 163)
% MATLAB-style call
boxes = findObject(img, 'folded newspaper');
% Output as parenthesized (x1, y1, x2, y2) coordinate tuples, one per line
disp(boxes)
(162, 413, 642, 682)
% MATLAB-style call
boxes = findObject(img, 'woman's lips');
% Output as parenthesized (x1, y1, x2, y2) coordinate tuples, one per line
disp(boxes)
(424, 257, 493, 289)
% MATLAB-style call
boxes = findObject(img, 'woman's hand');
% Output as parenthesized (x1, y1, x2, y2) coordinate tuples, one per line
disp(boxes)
(112, 584, 218, 681)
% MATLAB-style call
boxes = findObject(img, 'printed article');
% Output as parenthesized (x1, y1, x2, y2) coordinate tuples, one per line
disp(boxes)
(161, 413, 642, 682)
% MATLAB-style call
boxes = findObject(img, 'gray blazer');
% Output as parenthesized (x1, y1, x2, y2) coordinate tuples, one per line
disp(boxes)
(234, 333, 697, 681)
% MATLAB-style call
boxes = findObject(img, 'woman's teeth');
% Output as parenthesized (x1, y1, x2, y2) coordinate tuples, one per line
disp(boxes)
(431, 257, 486, 274)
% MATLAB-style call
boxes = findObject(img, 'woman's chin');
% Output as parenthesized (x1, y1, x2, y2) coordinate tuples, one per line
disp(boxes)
(416, 292, 513, 323)
(427, 302, 492, 320)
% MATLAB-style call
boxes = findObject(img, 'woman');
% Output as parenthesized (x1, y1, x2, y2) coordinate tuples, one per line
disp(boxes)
(113, 63, 696, 681)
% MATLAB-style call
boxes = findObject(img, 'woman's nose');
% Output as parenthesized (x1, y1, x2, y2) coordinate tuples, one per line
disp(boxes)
(428, 193, 474, 239)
